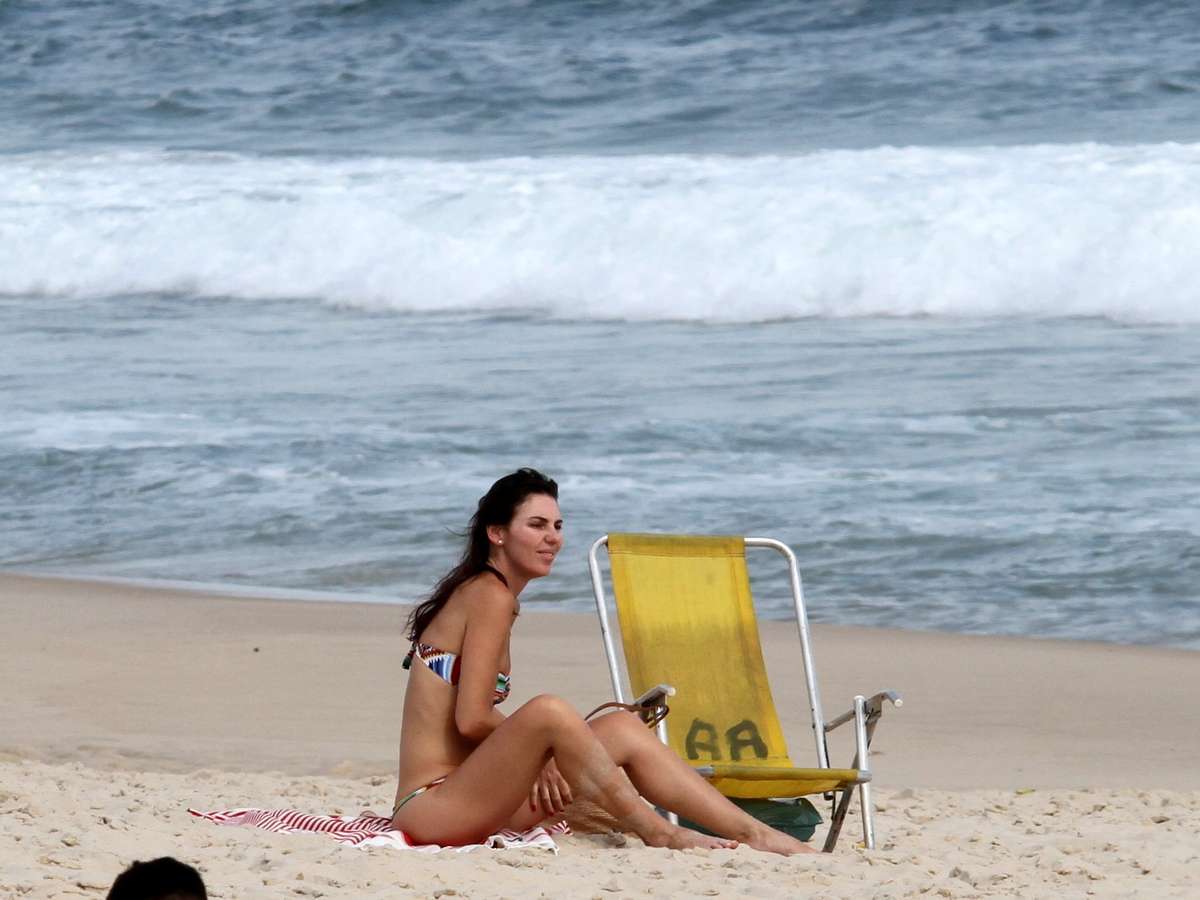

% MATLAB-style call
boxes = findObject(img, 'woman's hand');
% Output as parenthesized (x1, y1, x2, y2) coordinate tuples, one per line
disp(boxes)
(529, 758, 573, 816)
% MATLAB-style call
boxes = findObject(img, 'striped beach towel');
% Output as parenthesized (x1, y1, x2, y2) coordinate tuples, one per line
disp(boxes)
(188, 807, 567, 854)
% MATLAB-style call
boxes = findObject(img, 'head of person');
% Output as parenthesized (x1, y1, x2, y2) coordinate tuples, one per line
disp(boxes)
(106, 857, 207, 900)
(407, 467, 560, 642)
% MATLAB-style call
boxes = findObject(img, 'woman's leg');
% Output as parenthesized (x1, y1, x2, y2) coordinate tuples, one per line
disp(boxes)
(587, 711, 816, 854)
(392, 695, 735, 850)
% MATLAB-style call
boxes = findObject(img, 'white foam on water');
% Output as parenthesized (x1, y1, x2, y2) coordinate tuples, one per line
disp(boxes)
(2, 411, 214, 451)
(1, 410, 302, 452)
(2, 143, 1199, 323)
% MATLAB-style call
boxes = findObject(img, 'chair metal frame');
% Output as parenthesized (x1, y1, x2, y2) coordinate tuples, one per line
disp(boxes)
(588, 533, 902, 851)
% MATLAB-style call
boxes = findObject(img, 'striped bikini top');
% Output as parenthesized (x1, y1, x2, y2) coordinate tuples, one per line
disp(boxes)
(403, 640, 512, 705)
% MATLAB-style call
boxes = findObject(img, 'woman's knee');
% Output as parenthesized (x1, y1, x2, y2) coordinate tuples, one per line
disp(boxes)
(589, 709, 652, 752)
(590, 708, 645, 735)
(520, 694, 585, 731)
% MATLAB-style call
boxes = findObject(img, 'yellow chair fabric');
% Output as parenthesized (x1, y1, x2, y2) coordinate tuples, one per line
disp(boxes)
(607, 533, 860, 799)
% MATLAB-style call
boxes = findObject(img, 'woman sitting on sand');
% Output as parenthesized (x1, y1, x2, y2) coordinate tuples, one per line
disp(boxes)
(391, 467, 811, 855)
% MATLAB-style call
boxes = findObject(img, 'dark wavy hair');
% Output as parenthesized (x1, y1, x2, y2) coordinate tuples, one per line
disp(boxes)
(406, 468, 559, 642)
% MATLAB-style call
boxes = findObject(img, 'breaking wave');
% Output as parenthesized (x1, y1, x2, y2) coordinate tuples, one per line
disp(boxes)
(3, 142, 1199, 323)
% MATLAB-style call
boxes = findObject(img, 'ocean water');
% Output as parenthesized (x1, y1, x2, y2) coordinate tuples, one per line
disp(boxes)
(2, 0, 1198, 648)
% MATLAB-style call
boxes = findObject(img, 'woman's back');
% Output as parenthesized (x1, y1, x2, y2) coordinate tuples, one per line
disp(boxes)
(395, 575, 513, 808)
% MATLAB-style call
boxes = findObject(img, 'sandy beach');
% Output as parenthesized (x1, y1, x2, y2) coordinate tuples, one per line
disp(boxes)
(2, 572, 1198, 898)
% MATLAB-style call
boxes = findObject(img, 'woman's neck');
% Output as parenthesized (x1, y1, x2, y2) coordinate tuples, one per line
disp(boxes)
(487, 558, 529, 598)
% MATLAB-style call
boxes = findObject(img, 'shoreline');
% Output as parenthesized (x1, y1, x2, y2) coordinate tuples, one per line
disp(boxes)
(0, 567, 402, 607)
(7, 566, 1196, 656)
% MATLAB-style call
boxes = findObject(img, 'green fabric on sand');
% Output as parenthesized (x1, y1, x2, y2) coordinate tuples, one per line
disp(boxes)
(680, 797, 823, 842)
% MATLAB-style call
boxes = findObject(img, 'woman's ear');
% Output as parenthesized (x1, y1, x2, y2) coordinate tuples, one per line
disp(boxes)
(486, 524, 505, 546)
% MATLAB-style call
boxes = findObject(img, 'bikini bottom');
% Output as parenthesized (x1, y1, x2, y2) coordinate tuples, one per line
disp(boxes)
(392, 776, 447, 818)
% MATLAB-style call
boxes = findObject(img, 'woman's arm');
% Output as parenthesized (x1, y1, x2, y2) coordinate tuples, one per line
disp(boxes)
(453, 583, 515, 743)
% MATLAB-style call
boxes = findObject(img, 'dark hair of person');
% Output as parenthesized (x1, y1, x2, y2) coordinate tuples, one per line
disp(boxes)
(106, 857, 207, 900)
(406, 468, 558, 642)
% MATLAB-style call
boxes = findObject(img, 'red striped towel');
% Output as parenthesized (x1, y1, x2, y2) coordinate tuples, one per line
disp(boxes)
(187, 807, 567, 854)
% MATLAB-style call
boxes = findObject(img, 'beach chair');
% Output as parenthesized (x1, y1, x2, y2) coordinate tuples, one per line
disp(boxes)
(588, 533, 902, 851)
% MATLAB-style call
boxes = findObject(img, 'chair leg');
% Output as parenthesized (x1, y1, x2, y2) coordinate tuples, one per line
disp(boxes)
(822, 787, 853, 852)
(859, 779, 875, 849)
(852, 695, 876, 849)
(824, 695, 877, 852)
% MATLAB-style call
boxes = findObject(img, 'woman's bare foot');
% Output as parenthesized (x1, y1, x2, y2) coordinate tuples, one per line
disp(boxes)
(643, 825, 738, 851)
(743, 825, 817, 856)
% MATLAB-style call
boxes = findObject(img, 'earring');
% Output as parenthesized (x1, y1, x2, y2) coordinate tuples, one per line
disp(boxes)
(498, 540, 504, 545)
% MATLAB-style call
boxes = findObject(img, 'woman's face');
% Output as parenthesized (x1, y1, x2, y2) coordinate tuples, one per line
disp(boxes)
(493, 493, 563, 579)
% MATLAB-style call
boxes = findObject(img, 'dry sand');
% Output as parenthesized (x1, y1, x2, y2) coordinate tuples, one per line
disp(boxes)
(2, 572, 1198, 898)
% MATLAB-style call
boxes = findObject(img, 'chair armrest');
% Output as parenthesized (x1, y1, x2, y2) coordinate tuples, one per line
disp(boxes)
(824, 690, 902, 733)
(693, 764, 871, 783)
(634, 683, 675, 727)
(633, 683, 676, 707)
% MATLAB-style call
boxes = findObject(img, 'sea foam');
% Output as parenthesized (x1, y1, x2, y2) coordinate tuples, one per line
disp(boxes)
(3, 143, 1198, 323)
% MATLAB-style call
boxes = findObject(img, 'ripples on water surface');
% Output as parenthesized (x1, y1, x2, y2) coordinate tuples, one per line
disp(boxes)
(3, 298, 1198, 648)
(3, 0, 1200, 154)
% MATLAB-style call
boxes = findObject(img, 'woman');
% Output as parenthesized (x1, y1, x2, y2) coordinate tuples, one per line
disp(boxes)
(391, 468, 812, 855)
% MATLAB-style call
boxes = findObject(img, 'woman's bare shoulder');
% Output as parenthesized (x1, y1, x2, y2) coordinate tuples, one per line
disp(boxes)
(457, 573, 517, 618)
